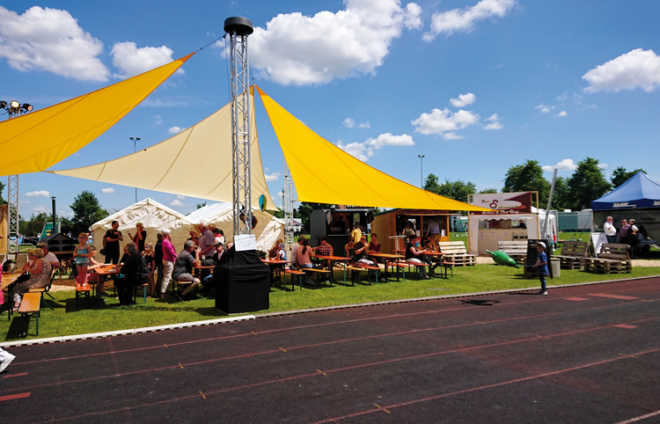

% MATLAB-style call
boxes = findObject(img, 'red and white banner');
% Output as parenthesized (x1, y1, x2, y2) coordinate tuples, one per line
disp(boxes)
(470, 192, 533, 215)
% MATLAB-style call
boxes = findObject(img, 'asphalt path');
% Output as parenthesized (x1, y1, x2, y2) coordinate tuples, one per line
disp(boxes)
(2, 277, 660, 424)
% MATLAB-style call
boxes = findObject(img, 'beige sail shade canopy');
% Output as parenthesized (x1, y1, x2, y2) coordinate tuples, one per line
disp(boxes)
(256, 86, 492, 212)
(50, 92, 277, 210)
(0, 53, 194, 177)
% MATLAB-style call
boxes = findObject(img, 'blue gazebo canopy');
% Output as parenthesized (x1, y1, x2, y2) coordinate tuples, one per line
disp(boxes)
(592, 172, 660, 211)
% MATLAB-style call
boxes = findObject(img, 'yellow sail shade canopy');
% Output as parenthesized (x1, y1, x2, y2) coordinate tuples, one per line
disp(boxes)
(0, 53, 194, 177)
(256, 87, 491, 212)
(50, 93, 277, 210)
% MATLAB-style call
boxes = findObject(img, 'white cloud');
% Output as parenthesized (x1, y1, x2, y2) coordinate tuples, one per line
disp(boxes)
(412, 108, 480, 139)
(177, 195, 186, 199)
(358, 121, 371, 128)
(424, 0, 516, 41)
(19, 200, 30, 205)
(450, 93, 476, 107)
(336, 140, 374, 162)
(168, 126, 185, 134)
(58, 209, 74, 218)
(277, 192, 284, 198)
(153, 115, 162, 126)
(365, 132, 414, 148)
(555, 92, 568, 101)
(557, 110, 567, 117)
(535, 104, 554, 113)
(541, 159, 578, 172)
(265, 172, 281, 182)
(25, 190, 50, 198)
(598, 163, 608, 169)
(483, 113, 503, 130)
(110, 41, 177, 79)
(583, 48, 660, 93)
(32, 205, 47, 213)
(240, 0, 422, 86)
(343, 118, 356, 128)
(0, 6, 109, 81)
(170, 199, 184, 207)
(101, 188, 115, 194)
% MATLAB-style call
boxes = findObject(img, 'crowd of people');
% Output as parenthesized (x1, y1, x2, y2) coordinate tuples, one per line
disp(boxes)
(602, 216, 652, 259)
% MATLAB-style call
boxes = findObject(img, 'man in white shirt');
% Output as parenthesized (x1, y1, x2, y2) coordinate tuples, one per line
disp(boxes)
(37, 242, 61, 270)
(603, 216, 617, 243)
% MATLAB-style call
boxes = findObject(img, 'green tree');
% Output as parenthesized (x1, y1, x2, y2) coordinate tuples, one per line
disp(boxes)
(196, 201, 207, 209)
(610, 167, 646, 189)
(70, 191, 109, 235)
(503, 160, 551, 206)
(423, 173, 442, 194)
(272, 208, 285, 219)
(566, 157, 612, 210)
(478, 188, 498, 194)
(425, 174, 476, 202)
(549, 176, 569, 211)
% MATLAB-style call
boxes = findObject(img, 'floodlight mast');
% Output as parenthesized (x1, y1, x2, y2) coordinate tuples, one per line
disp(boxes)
(225, 17, 254, 237)
(284, 158, 295, 245)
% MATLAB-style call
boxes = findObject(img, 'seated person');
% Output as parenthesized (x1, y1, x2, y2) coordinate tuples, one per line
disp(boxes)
(291, 236, 305, 269)
(203, 242, 225, 288)
(296, 238, 317, 285)
(12, 249, 52, 311)
(212, 228, 225, 245)
(37, 242, 61, 271)
(172, 241, 201, 301)
(314, 237, 334, 268)
(115, 243, 148, 306)
(367, 234, 381, 255)
(269, 239, 284, 259)
(344, 239, 355, 259)
(405, 237, 434, 279)
(352, 235, 376, 266)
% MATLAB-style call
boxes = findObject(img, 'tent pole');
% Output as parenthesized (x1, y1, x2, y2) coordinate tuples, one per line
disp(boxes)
(225, 17, 254, 237)
(542, 168, 558, 242)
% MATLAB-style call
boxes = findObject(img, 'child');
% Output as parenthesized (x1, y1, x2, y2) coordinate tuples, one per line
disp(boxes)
(73, 233, 94, 288)
(533, 242, 549, 295)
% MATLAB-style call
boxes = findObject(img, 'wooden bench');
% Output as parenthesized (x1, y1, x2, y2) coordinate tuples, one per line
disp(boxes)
(497, 241, 528, 264)
(75, 285, 92, 310)
(302, 268, 332, 287)
(438, 242, 477, 266)
(441, 261, 456, 278)
(19, 292, 41, 337)
(554, 241, 591, 270)
(341, 264, 380, 285)
(583, 243, 632, 274)
(284, 269, 306, 290)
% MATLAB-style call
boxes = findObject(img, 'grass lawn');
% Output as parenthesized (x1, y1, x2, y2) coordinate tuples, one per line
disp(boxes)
(2, 265, 659, 342)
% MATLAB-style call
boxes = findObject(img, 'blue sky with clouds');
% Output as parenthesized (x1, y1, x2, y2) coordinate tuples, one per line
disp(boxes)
(1, 0, 659, 218)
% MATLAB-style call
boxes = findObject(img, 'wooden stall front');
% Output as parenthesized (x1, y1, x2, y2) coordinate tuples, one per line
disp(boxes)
(371, 209, 455, 254)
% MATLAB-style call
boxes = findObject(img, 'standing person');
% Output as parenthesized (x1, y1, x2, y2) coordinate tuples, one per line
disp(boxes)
(128, 222, 147, 253)
(627, 219, 640, 259)
(239, 212, 258, 230)
(403, 222, 416, 244)
(533, 242, 549, 295)
(13, 249, 52, 310)
(603, 216, 617, 244)
(143, 243, 156, 298)
(160, 229, 177, 299)
(197, 222, 215, 263)
(73, 233, 94, 288)
(104, 221, 123, 264)
(425, 218, 441, 244)
(617, 219, 630, 244)
(212, 228, 225, 245)
(172, 241, 201, 301)
(154, 233, 164, 295)
(0, 347, 16, 373)
(351, 222, 362, 244)
(115, 242, 148, 306)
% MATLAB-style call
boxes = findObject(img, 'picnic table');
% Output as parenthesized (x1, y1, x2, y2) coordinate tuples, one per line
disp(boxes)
(314, 254, 351, 285)
(261, 258, 291, 289)
(193, 264, 215, 279)
(367, 253, 404, 281)
(92, 264, 121, 299)
(2, 272, 21, 320)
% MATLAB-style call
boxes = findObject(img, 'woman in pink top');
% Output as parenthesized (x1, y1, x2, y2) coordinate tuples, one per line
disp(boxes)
(296, 238, 317, 285)
(160, 229, 178, 298)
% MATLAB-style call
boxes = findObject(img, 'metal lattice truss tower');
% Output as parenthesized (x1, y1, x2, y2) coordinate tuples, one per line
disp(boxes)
(7, 174, 19, 255)
(225, 17, 254, 236)
(283, 158, 295, 245)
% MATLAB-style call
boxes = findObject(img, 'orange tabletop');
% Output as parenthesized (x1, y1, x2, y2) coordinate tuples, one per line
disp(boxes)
(262, 259, 291, 265)
(1, 274, 21, 290)
(313, 255, 351, 261)
(368, 253, 404, 259)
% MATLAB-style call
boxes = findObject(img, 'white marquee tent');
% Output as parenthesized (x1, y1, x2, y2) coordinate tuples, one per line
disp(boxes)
(187, 203, 284, 252)
(90, 198, 194, 262)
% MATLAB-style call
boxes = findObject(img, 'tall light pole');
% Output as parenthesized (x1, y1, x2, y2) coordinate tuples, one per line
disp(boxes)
(1, 100, 33, 255)
(418, 154, 425, 188)
(225, 16, 254, 236)
(129, 137, 140, 202)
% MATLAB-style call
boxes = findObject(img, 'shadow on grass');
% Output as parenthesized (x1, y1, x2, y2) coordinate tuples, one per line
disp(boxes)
(4, 316, 31, 340)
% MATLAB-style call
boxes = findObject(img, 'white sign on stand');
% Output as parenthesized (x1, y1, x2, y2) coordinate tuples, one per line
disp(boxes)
(234, 234, 257, 252)
(591, 233, 608, 255)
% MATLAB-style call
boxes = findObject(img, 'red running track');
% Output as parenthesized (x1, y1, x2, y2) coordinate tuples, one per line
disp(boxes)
(1, 277, 660, 424)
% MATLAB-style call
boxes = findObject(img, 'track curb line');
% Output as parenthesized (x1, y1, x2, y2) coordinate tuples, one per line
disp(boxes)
(2, 274, 657, 348)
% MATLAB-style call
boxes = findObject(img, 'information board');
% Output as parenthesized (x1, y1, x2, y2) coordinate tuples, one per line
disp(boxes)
(234, 234, 257, 252)
(591, 233, 608, 255)
(525, 239, 553, 279)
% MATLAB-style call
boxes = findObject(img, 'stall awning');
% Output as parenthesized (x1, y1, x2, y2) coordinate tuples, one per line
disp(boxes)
(592, 171, 660, 210)
(256, 87, 491, 212)
(49, 92, 277, 210)
(0, 53, 194, 176)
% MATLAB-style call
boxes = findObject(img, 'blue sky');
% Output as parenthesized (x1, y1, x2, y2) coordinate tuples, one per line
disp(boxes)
(1, 0, 659, 219)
